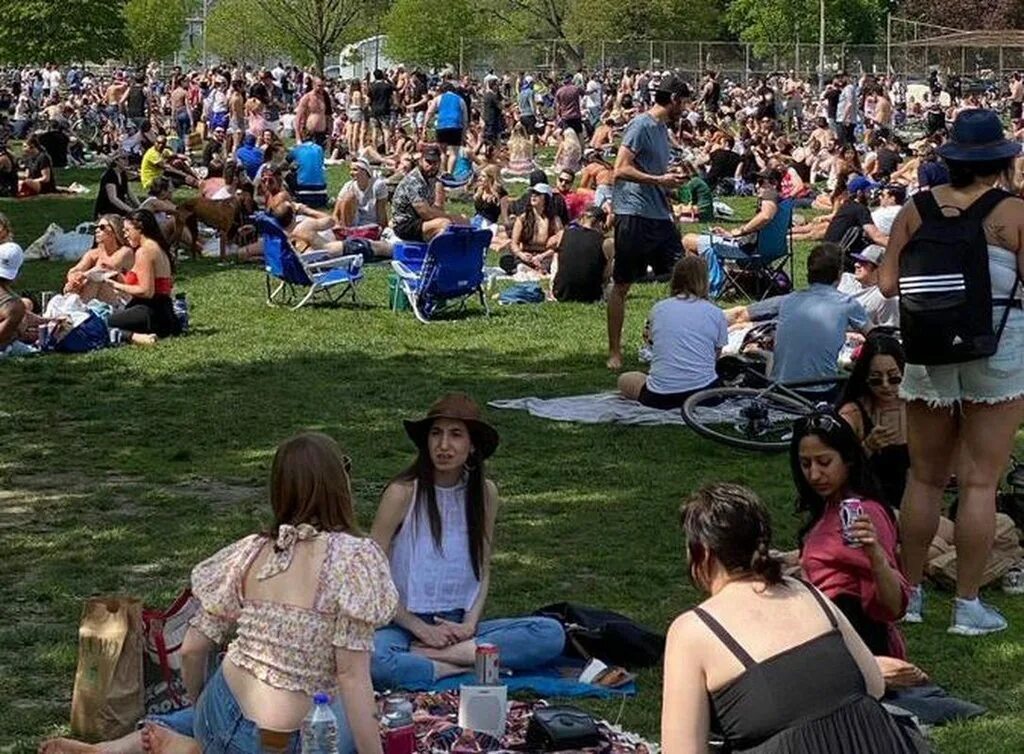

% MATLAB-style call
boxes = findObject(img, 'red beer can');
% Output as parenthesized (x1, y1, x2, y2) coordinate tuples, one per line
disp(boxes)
(475, 643, 500, 685)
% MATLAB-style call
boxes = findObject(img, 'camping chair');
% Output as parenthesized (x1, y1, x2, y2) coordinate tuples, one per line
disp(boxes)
(256, 213, 364, 310)
(390, 225, 490, 323)
(708, 198, 794, 301)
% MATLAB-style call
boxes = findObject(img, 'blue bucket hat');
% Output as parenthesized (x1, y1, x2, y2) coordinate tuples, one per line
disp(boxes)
(936, 109, 1021, 162)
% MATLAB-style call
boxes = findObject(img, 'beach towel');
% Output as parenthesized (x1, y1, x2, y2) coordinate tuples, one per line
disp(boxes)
(489, 393, 685, 426)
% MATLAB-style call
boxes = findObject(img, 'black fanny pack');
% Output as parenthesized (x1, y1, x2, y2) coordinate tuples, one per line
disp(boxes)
(524, 706, 601, 751)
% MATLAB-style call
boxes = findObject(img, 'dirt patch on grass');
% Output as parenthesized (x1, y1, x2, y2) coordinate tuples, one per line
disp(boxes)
(169, 477, 263, 510)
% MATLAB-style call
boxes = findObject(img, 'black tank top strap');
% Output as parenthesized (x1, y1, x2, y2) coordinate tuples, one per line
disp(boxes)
(795, 578, 839, 629)
(692, 607, 755, 668)
(855, 400, 874, 433)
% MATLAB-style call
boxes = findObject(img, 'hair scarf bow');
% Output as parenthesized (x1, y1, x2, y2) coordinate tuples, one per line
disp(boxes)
(257, 523, 319, 580)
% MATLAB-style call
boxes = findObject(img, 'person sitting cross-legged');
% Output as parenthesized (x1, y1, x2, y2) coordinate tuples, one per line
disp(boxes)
(370, 393, 565, 690)
(619, 255, 727, 409)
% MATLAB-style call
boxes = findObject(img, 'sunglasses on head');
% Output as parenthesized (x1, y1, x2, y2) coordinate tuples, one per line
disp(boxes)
(795, 411, 844, 434)
(341, 454, 352, 474)
(867, 374, 902, 387)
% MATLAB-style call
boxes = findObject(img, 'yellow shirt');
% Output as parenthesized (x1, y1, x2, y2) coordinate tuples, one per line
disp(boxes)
(139, 146, 168, 190)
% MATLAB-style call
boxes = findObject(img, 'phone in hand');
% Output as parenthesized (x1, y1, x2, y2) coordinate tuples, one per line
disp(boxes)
(878, 407, 904, 440)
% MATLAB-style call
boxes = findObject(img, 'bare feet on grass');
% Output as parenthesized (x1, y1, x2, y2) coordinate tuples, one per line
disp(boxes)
(141, 725, 200, 754)
(606, 352, 623, 371)
(39, 739, 100, 754)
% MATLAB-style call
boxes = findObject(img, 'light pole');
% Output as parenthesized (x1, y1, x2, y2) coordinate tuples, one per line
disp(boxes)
(818, 0, 825, 91)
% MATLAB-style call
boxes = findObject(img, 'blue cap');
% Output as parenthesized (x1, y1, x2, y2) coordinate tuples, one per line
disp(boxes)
(313, 692, 330, 705)
(847, 175, 874, 194)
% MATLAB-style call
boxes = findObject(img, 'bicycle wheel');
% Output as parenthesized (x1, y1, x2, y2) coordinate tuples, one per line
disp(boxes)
(682, 386, 812, 452)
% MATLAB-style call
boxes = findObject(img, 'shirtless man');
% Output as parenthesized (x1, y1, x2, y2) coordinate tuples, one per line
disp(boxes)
(1010, 73, 1024, 122)
(104, 75, 128, 125)
(227, 80, 247, 154)
(295, 78, 331, 144)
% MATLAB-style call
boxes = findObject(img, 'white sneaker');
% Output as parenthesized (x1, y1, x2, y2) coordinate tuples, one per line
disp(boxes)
(1003, 561, 1024, 595)
(903, 585, 924, 623)
(948, 597, 1008, 636)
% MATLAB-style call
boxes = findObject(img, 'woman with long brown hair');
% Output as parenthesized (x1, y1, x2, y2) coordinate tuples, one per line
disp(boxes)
(64, 214, 134, 304)
(41, 432, 397, 754)
(370, 393, 564, 689)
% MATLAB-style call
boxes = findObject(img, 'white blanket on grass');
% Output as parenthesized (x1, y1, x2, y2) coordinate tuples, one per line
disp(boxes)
(489, 392, 686, 426)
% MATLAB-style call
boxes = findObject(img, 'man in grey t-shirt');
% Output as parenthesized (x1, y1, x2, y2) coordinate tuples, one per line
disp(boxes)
(606, 71, 689, 371)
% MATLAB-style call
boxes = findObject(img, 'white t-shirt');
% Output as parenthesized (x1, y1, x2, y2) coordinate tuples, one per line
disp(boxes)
(871, 205, 901, 235)
(838, 272, 900, 329)
(646, 296, 728, 395)
(338, 177, 388, 226)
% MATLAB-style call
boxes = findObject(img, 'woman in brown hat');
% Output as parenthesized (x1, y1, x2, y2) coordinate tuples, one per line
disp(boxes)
(369, 393, 565, 689)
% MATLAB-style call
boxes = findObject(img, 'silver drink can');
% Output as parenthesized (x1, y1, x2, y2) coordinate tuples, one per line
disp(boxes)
(840, 498, 864, 548)
(475, 642, 500, 685)
(40, 290, 56, 313)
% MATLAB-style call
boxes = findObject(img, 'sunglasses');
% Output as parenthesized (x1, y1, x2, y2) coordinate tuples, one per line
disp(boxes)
(97, 223, 111, 232)
(342, 455, 352, 474)
(795, 411, 844, 433)
(558, 176, 573, 183)
(867, 374, 902, 387)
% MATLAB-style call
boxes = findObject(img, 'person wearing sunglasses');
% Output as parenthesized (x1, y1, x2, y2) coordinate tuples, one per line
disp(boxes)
(63, 214, 134, 305)
(838, 334, 909, 510)
(41, 432, 397, 754)
(792, 410, 910, 661)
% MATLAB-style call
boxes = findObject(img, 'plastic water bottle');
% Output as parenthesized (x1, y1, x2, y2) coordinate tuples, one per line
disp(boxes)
(301, 693, 338, 754)
(173, 292, 189, 333)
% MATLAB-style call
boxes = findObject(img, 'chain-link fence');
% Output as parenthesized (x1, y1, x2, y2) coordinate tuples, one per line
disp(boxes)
(455, 38, 1023, 86)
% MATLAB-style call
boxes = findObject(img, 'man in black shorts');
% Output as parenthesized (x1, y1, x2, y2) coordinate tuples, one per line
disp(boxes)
(390, 146, 453, 242)
(606, 71, 688, 370)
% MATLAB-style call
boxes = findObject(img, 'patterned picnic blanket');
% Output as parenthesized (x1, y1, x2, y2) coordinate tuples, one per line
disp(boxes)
(384, 691, 658, 754)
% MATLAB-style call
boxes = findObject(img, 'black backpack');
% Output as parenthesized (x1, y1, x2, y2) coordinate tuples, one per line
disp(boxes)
(534, 602, 665, 668)
(898, 188, 1020, 365)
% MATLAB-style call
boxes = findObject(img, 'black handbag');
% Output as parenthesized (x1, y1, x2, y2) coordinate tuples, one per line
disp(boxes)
(525, 706, 601, 751)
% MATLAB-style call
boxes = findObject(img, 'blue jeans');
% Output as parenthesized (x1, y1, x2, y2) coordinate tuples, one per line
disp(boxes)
(371, 609, 565, 690)
(175, 112, 191, 153)
(150, 666, 355, 754)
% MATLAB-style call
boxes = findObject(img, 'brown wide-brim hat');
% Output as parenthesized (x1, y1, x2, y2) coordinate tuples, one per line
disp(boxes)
(403, 392, 500, 460)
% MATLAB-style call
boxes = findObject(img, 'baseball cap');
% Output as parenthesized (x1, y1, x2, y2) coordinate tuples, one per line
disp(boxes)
(0, 242, 24, 281)
(847, 175, 875, 194)
(421, 145, 442, 163)
(529, 182, 553, 196)
(851, 244, 885, 266)
(656, 70, 689, 97)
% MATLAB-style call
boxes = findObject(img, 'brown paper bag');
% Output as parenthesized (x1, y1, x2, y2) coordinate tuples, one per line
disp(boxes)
(70, 597, 145, 741)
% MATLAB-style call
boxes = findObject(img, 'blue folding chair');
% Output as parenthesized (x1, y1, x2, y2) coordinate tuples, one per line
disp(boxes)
(256, 213, 364, 310)
(708, 198, 794, 301)
(390, 226, 490, 323)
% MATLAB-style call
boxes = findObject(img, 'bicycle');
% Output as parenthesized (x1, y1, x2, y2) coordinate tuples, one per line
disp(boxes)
(682, 356, 847, 452)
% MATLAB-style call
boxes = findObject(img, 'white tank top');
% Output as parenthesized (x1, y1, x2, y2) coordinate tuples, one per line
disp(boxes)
(389, 479, 481, 614)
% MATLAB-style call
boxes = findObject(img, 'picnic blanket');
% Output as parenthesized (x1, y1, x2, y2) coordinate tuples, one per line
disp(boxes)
(428, 660, 635, 699)
(386, 690, 656, 754)
(489, 393, 685, 426)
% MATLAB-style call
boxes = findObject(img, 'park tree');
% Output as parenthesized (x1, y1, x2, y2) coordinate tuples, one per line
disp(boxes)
(567, 0, 725, 43)
(252, 0, 370, 72)
(0, 0, 126, 64)
(896, 0, 1024, 29)
(726, 0, 884, 54)
(384, 0, 484, 68)
(206, 0, 290, 64)
(123, 0, 193, 65)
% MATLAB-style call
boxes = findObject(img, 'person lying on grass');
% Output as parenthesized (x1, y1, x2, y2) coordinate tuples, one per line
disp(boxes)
(40, 431, 398, 754)
(63, 214, 134, 306)
(370, 393, 565, 689)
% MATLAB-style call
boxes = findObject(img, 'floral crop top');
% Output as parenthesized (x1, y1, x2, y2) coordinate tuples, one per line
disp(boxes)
(189, 526, 398, 696)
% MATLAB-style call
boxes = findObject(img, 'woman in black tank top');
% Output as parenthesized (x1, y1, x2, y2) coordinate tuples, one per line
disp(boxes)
(662, 484, 923, 754)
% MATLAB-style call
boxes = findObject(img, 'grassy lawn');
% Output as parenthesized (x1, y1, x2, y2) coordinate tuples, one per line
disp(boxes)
(2, 165, 1022, 753)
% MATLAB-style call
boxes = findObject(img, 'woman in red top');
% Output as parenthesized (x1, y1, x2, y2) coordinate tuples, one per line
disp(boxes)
(792, 410, 910, 659)
(108, 209, 181, 344)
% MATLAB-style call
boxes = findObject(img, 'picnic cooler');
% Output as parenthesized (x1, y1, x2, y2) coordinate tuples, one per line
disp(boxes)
(388, 273, 411, 312)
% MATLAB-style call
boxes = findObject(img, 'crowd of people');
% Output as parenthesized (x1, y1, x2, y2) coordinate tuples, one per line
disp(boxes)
(4, 56, 1024, 754)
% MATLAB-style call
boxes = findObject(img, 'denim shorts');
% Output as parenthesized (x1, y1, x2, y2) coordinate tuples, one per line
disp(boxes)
(149, 666, 354, 754)
(901, 313, 1024, 407)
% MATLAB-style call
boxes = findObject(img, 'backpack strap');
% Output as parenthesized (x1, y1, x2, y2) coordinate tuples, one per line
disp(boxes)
(911, 189, 948, 223)
(963, 188, 1012, 223)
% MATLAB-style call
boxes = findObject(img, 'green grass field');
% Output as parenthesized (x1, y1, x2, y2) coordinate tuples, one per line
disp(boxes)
(2, 164, 1022, 753)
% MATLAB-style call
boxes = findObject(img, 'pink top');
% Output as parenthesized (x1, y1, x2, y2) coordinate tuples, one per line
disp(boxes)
(800, 498, 910, 660)
(189, 528, 398, 695)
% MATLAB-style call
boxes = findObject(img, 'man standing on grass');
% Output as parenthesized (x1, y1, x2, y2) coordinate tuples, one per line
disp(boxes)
(606, 72, 688, 371)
